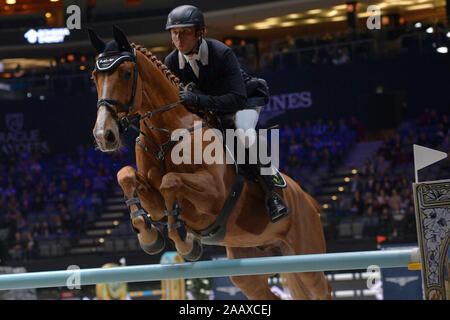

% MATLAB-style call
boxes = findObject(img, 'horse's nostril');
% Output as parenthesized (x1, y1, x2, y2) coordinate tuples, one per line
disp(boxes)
(105, 130, 116, 143)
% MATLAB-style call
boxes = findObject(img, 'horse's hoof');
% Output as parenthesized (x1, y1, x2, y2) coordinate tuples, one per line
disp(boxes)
(181, 237, 203, 262)
(139, 227, 165, 255)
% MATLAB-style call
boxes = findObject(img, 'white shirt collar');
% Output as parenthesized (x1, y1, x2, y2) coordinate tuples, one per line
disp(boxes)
(178, 38, 208, 70)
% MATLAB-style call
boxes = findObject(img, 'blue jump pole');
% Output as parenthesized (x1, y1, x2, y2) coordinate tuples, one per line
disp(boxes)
(0, 249, 419, 291)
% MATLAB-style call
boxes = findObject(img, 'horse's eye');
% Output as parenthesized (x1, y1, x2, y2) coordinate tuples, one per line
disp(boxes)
(123, 71, 132, 80)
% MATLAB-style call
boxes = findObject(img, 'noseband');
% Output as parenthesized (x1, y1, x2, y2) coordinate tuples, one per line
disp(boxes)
(94, 48, 205, 175)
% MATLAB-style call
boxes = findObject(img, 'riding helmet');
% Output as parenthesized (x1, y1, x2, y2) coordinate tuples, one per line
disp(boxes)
(165, 5, 205, 30)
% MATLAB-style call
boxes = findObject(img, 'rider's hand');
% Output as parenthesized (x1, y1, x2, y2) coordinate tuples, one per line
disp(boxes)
(179, 90, 201, 109)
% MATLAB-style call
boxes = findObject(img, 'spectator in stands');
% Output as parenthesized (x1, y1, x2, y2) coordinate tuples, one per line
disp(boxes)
(24, 231, 35, 261)
(73, 206, 88, 233)
(348, 116, 364, 141)
(364, 191, 374, 208)
(388, 189, 402, 210)
(419, 108, 431, 125)
(378, 206, 392, 237)
(53, 215, 64, 236)
(401, 188, 412, 210)
(361, 158, 376, 176)
(365, 174, 376, 193)
(350, 173, 364, 193)
(440, 135, 450, 151)
(395, 147, 410, 165)
(8, 232, 24, 261)
(376, 155, 391, 176)
(30, 195, 45, 212)
(332, 48, 350, 65)
(376, 189, 389, 207)
(76, 192, 92, 211)
(312, 119, 327, 136)
(350, 190, 364, 216)
(362, 206, 379, 237)
(391, 203, 406, 238)
(61, 206, 74, 235)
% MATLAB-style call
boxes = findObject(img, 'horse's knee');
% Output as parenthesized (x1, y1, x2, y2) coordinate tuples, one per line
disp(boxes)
(160, 172, 183, 192)
(117, 166, 136, 190)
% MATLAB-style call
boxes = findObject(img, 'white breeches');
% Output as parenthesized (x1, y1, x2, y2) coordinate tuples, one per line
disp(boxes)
(234, 107, 261, 148)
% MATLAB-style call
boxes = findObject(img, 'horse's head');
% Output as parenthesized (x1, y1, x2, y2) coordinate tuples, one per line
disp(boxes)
(88, 25, 142, 152)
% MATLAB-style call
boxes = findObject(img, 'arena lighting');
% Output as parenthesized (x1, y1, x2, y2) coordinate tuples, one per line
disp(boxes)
(265, 17, 281, 23)
(307, 9, 322, 14)
(426, 26, 434, 33)
(45, 12, 52, 18)
(351, 169, 358, 174)
(344, 177, 350, 182)
(322, 204, 329, 209)
(406, 3, 434, 10)
(414, 22, 422, 28)
(304, 18, 319, 24)
(281, 21, 296, 27)
(234, 25, 247, 30)
(334, 4, 348, 10)
(436, 46, 448, 53)
(286, 13, 302, 19)
(331, 195, 338, 200)
(331, 16, 347, 21)
(338, 186, 344, 192)
(327, 10, 338, 17)
(6, 0, 16, 5)
(446, 31, 450, 38)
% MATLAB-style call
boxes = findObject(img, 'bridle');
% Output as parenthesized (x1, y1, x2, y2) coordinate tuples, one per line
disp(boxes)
(94, 48, 206, 175)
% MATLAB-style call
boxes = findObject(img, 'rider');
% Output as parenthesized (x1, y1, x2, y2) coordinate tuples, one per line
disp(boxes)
(164, 5, 290, 222)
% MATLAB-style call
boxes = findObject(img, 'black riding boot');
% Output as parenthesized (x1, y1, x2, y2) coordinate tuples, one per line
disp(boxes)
(253, 164, 291, 223)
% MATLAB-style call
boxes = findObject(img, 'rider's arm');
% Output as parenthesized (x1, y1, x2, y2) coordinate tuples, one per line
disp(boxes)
(195, 48, 247, 112)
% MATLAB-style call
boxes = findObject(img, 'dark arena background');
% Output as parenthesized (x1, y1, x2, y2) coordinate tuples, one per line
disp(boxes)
(0, 0, 449, 301)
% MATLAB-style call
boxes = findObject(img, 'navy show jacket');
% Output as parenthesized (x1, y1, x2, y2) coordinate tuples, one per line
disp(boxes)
(164, 38, 247, 113)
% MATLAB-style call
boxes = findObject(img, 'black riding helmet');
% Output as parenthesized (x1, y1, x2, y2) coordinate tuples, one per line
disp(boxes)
(166, 5, 205, 31)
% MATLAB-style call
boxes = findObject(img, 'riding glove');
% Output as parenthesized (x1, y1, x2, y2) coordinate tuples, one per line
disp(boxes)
(179, 90, 201, 109)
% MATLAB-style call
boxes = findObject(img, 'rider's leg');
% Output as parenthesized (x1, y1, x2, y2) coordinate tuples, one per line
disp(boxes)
(234, 108, 290, 223)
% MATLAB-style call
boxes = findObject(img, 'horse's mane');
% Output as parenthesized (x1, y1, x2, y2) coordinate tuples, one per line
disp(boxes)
(131, 42, 183, 89)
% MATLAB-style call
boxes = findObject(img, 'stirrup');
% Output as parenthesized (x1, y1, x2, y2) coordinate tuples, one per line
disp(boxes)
(266, 192, 291, 223)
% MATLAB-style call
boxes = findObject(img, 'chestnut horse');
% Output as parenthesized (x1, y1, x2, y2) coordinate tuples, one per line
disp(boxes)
(89, 26, 331, 300)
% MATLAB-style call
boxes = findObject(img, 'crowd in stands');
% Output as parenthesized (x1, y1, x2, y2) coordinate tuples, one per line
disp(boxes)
(258, 21, 449, 71)
(0, 145, 131, 262)
(278, 116, 363, 182)
(325, 108, 450, 242)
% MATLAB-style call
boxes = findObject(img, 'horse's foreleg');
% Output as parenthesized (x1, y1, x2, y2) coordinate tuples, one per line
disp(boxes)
(159, 171, 222, 261)
(117, 166, 165, 255)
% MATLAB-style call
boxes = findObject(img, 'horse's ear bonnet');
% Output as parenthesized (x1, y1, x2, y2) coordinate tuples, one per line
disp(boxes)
(88, 26, 136, 73)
